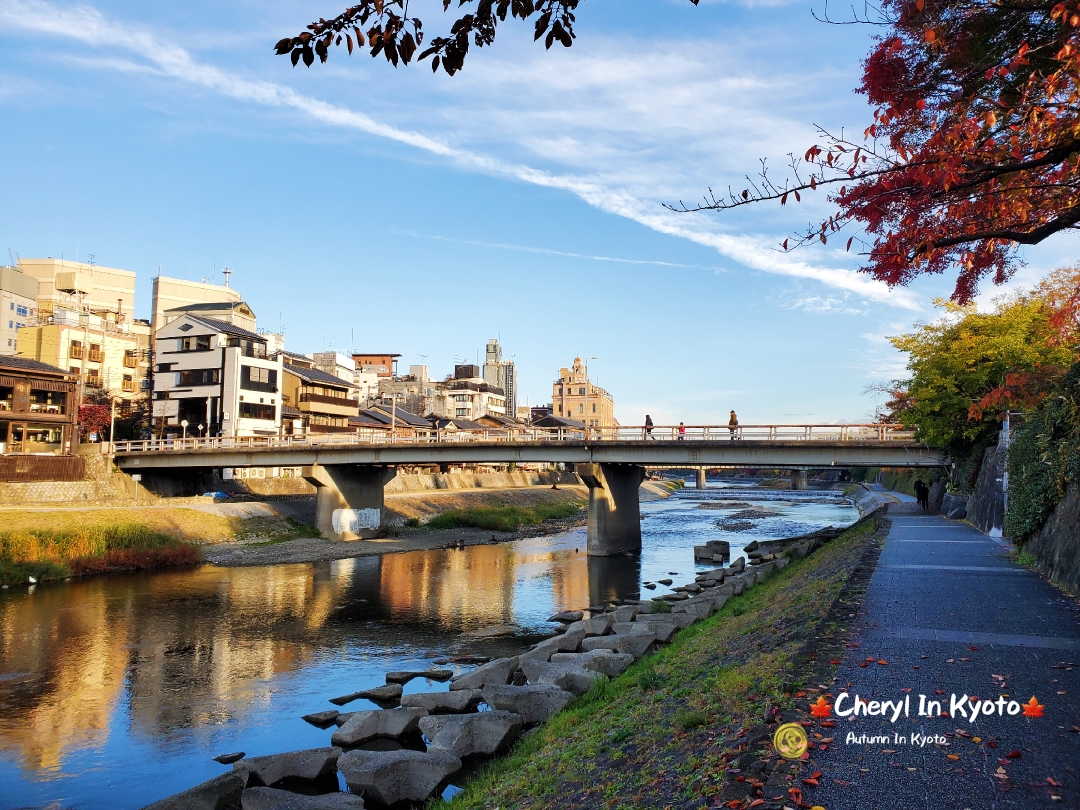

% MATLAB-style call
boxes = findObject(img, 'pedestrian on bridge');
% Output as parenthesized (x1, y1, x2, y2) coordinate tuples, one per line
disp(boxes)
(728, 410, 739, 440)
(644, 414, 654, 440)
(678, 422, 686, 440)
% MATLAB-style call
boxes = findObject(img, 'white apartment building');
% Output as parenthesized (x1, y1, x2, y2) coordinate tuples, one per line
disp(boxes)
(483, 338, 517, 417)
(429, 365, 507, 420)
(1, 266, 38, 355)
(152, 314, 282, 437)
(150, 274, 244, 341)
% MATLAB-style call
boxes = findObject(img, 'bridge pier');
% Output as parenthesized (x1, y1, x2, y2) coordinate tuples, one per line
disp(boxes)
(576, 463, 645, 556)
(302, 464, 397, 541)
(696, 468, 707, 489)
(789, 469, 807, 490)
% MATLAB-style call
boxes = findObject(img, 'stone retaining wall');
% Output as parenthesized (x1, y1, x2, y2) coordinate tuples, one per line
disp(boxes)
(1022, 483, 1080, 593)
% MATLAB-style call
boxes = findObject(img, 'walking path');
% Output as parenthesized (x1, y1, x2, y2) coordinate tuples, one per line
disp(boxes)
(801, 502, 1080, 809)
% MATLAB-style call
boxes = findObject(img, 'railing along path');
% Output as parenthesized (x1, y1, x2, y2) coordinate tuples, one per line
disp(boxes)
(113, 424, 917, 454)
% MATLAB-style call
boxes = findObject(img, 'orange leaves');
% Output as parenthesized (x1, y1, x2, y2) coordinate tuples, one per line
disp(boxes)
(925, 28, 937, 43)
(810, 696, 832, 718)
(916, 0, 925, 9)
(1022, 696, 1045, 718)
(986, 110, 997, 128)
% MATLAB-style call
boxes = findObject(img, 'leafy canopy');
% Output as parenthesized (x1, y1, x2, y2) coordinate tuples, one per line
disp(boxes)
(887, 265, 1079, 463)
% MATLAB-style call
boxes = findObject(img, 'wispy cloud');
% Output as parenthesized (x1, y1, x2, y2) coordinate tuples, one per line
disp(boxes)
(0, 0, 920, 309)
(782, 294, 865, 315)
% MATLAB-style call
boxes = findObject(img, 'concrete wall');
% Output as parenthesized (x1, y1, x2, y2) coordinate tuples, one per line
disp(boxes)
(967, 444, 1005, 537)
(1022, 483, 1080, 593)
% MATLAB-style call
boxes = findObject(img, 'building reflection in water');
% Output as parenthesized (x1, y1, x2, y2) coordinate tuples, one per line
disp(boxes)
(0, 529, 643, 782)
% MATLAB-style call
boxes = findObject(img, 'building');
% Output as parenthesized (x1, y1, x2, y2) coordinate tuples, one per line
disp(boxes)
(0, 355, 79, 455)
(18, 258, 136, 320)
(160, 301, 256, 333)
(150, 274, 243, 342)
(352, 405, 431, 437)
(311, 351, 356, 383)
(377, 365, 436, 415)
(17, 312, 145, 405)
(152, 314, 282, 437)
(352, 353, 400, 378)
(483, 339, 517, 419)
(552, 356, 615, 429)
(429, 365, 507, 420)
(280, 356, 358, 434)
(1, 266, 39, 355)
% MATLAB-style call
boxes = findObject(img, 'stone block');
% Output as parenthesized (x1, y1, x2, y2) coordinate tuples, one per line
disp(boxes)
(550, 651, 634, 678)
(481, 685, 575, 725)
(140, 772, 247, 810)
(331, 709, 425, 747)
(338, 749, 461, 806)
(235, 747, 341, 787)
(400, 689, 483, 714)
(449, 656, 519, 691)
(241, 787, 365, 810)
(420, 711, 522, 759)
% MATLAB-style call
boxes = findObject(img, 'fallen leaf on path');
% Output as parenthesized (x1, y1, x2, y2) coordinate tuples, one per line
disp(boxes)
(801, 778, 819, 786)
(878, 659, 888, 665)
(947, 754, 960, 760)
(1048, 777, 1063, 787)
(1007, 751, 1022, 759)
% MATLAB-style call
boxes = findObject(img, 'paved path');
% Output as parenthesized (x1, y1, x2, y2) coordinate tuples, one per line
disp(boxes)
(802, 503, 1080, 809)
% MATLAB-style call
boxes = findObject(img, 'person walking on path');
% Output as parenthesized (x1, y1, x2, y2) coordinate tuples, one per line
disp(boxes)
(677, 422, 686, 440)
(914, 478, 930, 510)
(728, 410, 739, 440)
(644, 414, 654, 440)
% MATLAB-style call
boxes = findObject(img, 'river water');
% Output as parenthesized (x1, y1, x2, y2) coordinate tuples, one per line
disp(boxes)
(0, 482, 857, 809)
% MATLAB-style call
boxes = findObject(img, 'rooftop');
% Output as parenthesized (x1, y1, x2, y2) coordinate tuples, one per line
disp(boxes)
(283, 363, 358, 389)
(0, 356, 73, 376)
(188, 315, 263, 341)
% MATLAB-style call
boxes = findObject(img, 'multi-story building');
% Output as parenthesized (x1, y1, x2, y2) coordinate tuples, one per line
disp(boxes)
(150, 274, 243, 343)
(16, 312, 145, 405)
(311, 351, 356, 383)
(280, 354, 358, 434)
(152, 314, 282, 437)
(352, 352, 400, 378)
(159, 301, 256, 333)
(1, 266, 39, 355)
(0, 356, 79, 456)
(17, 258, 136, 320)
(552, 356, 615, 429)
(429, 365, 507, 420)
(483, 339, 517, 419)
(377, 365, 437, 414)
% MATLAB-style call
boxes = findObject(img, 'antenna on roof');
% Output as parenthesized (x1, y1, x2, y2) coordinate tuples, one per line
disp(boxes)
(7, 249, 15, 266)
(223, 267, 232, 288)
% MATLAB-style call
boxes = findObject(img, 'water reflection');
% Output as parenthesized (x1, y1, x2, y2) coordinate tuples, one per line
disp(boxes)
(0, 484, 857, 808)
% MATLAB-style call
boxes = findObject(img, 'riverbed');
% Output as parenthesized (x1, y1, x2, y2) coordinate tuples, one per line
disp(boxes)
(0, 481, 856, 809)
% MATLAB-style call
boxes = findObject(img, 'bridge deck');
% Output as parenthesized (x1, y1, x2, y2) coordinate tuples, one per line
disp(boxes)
(112, 424, 941, 470)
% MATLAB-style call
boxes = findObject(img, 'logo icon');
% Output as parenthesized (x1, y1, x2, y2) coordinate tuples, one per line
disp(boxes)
(773, 722, 809, 759)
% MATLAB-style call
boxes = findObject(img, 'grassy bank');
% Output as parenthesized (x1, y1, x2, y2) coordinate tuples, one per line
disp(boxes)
(419, 502, 585, 532)
(441, 516, 883, 809)
(0, 523, 201, 586)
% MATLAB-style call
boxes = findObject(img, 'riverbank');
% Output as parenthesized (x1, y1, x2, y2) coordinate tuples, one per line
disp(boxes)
(0, 480, 681, 580)
(443, 510, 889, 809)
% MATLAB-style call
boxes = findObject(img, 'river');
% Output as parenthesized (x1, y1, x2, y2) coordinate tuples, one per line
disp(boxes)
(0, 481, 857, 809)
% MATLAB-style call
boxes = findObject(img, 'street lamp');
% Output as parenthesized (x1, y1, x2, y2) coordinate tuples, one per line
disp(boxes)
(584, 356, 597, 439)
(181, 419, 189, 440)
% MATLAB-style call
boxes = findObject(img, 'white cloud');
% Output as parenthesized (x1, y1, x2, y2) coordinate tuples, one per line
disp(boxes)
(0, 0, 920, 308)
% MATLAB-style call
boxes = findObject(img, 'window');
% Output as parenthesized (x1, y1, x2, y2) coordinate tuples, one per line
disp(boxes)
(178, 323, 193, 332)
(29, 390, 66, 414)
(181, 335, 211, 351)
(239, 402, 275, 420)
(241, 366, 277, 392)
(227, 337, 267, 359)
(592, 403, 597, 413)
(454, 394, 468, 402)
(156, 363, 174, 373)
(579, 404, 584, 413)
(579, 387, 586, 395)
(16, 305, 27, 316)
(179, 368, 220, 386)
(557, 405, 563, 414)
(456, 408, 468, 417)
(557, 386, 563, 395)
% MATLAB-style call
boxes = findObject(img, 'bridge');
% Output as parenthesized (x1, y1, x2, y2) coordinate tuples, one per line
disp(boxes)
(112, 424, 941, 556)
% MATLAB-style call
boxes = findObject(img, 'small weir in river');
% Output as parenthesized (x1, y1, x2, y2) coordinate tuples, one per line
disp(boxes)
(0, 481, 856, 808)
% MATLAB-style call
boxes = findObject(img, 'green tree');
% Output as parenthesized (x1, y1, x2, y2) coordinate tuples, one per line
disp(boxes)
(889, 283, 1075, 482)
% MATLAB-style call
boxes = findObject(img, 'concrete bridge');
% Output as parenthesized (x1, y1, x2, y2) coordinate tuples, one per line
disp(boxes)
(112, 424, 941, 556)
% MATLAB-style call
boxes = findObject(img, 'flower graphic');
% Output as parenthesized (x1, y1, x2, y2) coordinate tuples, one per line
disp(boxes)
(810, 696, 832, 718)
(1022, 696, 1045, 718)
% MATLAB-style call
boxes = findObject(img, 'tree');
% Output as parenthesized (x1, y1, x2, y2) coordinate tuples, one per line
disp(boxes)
(884, 267, 1078, 484)
(278, 0, 1080, 304)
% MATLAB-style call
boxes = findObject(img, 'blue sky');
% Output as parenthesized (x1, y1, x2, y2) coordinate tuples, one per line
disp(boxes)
(2, 0, 1077, 424)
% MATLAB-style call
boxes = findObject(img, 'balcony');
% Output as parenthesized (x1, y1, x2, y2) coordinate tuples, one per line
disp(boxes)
(123, 354, 138, 368)
(88, 350, 104, 363)
(86, 376, 102, 388)
(299, 392, 353, 407)
(122, 380, 136, 392)
(69, 345, 84, 359)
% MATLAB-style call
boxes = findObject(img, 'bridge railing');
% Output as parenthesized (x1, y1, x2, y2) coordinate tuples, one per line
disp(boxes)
(111, 424, 917, 454)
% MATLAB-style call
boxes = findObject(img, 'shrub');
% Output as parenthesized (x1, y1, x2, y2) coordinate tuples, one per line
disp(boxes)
(424, 503, 583, 533)
(674, 708, 707, 731)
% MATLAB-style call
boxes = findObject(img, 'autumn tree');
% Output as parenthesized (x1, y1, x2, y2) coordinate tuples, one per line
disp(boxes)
(278, 0, 1080, 304)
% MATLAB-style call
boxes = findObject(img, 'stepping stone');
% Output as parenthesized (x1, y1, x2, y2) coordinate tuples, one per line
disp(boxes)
(330, 684, 402, 706)
(449, 657, 519, 691)
(241, 787, 365, 810)
(550, 650, 634, 678)
(547, 610, 584, 623)
(301, 711, 340, 728)
(234, 747, 341, 787)
(482, 684, 575, 725)
(141, 772, 246, 810)
(657, 578, 673, 586)
(400, 689, 483, 714)
(331, 709, 425, 747)
(338, 749, 461, 806)
(419, 711, 522, 759)
(213, 751, 245, 765)
(386, 669, 453, 685)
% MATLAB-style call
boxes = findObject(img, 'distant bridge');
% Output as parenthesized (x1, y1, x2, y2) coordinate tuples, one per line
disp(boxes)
(113, 424, 941, 555)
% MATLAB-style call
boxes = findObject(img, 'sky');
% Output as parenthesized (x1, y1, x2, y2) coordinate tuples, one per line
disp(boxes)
(1, 0, 1077, 424)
